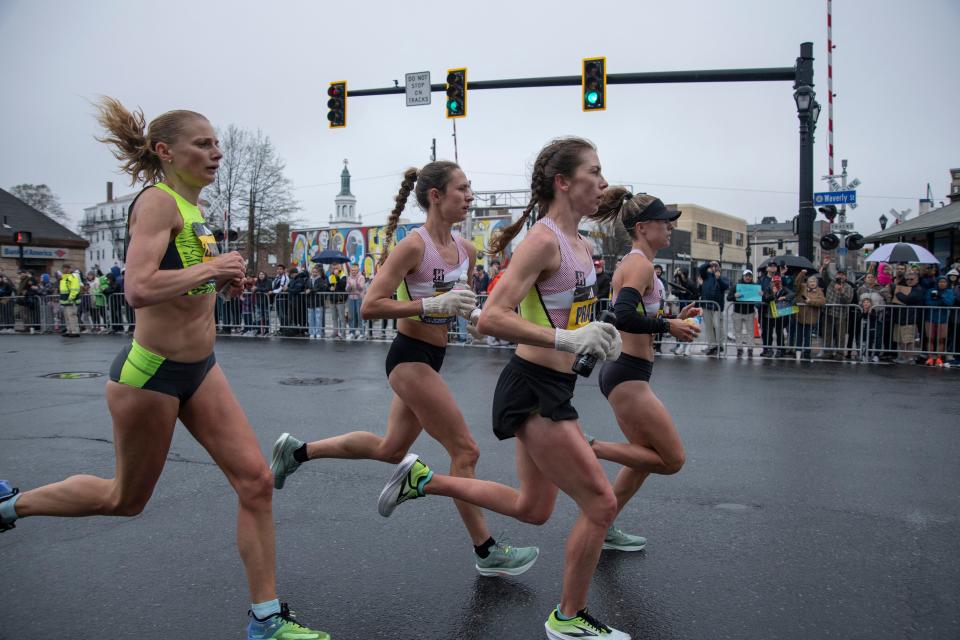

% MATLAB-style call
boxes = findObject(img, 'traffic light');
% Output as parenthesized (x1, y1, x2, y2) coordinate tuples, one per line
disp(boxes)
(14, 230, 32, 244)
(327, 81, 347, 129)
(818, 205, 838, 223)
(582, 57, 606, 111)
(820, 234, 840, 251)
(445, 68, 467, 118)
(845, 233, 864, 251)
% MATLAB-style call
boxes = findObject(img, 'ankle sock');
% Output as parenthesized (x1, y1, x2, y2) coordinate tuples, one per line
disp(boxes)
(0, 492, 20, 523)
(416, 469, 433, 496)
(474, 537, 496, 559)
(555, 605, 575, 621)
(292, 444, 309, 463)
(251, 598, 281, 620)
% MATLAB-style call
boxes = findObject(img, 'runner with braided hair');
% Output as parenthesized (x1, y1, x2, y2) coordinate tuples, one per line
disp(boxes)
(271, 161, 539, 578)
(378, 138, 631, 640)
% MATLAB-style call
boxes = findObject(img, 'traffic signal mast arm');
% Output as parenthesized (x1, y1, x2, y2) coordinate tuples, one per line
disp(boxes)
(344, 67, 795, 98)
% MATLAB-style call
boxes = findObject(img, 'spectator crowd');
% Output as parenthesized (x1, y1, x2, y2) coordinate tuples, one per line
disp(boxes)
(3, 257, 959, 367)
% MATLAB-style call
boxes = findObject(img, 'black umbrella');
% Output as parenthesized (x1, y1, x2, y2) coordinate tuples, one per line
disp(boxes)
(756, 255, 818, 273)
(311, 249, 350, 265)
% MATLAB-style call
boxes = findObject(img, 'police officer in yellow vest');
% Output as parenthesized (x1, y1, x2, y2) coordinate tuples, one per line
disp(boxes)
(59, 263, 82, 337)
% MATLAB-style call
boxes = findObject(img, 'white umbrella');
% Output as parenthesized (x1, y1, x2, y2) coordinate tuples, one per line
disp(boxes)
(864, 243, 940, 264)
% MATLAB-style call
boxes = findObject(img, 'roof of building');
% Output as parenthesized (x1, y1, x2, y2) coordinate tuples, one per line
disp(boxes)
(0, 188, 88, 248)
(864, 200, 960, 242)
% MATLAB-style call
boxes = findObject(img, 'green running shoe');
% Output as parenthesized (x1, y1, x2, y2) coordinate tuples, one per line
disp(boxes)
(271, 432, 304, 490)
(246, 602, 330, 640)
(544, 607, 630, 639)
(602, 526, 646, 552)
(475, 538, 540, 576)
(378, 453, 432, 517)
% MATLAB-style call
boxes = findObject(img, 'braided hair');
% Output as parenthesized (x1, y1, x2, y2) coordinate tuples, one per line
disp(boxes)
(487, 137, 596, 256)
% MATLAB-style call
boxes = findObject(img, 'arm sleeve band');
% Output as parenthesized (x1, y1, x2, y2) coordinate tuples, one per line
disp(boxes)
(613, 287, 667, 334)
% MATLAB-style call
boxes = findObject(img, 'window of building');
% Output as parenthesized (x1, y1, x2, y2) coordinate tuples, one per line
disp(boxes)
(696, 223, 707, 240)
(711, 227, 733, 244)
(735, 232, 744, 247)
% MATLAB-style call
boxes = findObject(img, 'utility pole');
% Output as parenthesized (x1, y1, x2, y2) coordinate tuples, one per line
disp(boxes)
(451, 120, 459, 164)
(430, 138, 436, 162)
(247, 187, 256, 268)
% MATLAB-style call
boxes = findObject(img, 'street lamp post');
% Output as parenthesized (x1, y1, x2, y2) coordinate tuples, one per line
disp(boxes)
(794, 42, 818, 262)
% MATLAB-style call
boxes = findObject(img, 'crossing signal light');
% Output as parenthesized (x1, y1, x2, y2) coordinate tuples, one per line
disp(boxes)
(327, 81, 347, 129)
(14, 230, 32, 244)
(818, 205, 838, 223)
(845, 233, 864, 251)
(446, 68, 467, 119)
(820, 234, 840, 251)
(582, 57, 606, 111)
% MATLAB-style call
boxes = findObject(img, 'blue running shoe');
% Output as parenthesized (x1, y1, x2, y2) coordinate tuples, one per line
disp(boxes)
(0, 480, 20, 532)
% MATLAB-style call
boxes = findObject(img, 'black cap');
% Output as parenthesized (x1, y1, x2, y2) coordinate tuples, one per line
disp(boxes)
(623, 198, 681, 228)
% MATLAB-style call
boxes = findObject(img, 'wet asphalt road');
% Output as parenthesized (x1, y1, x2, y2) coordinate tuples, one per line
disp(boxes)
(1, 334, 958, 640)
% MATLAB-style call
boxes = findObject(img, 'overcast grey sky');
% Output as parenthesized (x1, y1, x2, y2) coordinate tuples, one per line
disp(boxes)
(1, 0, 957, 235)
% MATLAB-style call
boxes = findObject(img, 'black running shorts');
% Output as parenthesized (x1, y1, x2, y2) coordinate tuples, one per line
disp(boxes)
(385, 332, 447, 378)
(492, 355, 579, 440)
(598, 352, 654, 398)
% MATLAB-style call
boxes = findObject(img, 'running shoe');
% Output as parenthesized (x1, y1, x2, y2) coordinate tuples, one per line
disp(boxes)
(378, 453, 432, 517)
(475, 538, 540, 576)
(603, 526, 646, 552)
(246, 602, 330, 640)
(270, 432, 304, 490)
(0, 480, 19, 532)
(544, 607, 630, 639)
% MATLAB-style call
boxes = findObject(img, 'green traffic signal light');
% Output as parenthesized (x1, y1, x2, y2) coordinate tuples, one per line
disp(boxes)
(582, 56, 606, 112)
(446, 68, 467, 119)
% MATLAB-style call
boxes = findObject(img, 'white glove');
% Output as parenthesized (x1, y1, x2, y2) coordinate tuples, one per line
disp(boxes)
(554, 322, 619, 360)
(421, 288, 477, 318)
(466, 308, 486, 340)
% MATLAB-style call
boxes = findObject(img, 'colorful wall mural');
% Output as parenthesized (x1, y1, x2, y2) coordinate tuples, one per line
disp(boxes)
(289, 215, 515, 275)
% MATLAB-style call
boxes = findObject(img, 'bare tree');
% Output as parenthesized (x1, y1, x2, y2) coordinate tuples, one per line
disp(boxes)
(9, 184, 68, 222)
(203, 125, 251, 234)
(200, 127, 299, 268)
(591, 218, 632, 263)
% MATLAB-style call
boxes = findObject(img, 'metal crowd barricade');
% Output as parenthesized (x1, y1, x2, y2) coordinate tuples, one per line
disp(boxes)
(861, 303, 959, 365)
(7, 288, 957, 368)
(652, 298, 723, 357)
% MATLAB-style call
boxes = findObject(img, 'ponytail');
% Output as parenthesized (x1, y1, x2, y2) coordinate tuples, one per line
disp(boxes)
(378, 167, 418, 266)
(94, 96, 207, 186)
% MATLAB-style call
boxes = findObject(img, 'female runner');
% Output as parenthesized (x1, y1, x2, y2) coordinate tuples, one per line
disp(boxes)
(377, 138, 631, 640)
(0, 98, 328, 639)
(590, 189, 700, 551)
(270, 162, 538, 577)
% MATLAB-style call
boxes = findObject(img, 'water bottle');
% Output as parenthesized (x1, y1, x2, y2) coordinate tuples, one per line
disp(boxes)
(572, 309, 617, 377)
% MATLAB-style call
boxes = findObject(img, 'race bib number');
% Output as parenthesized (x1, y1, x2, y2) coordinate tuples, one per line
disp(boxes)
(567, 274, 597, 329)
(192, 222, 220, 263)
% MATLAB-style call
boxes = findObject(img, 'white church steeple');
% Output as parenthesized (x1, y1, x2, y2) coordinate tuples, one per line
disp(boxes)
(330, 159, 360, 226)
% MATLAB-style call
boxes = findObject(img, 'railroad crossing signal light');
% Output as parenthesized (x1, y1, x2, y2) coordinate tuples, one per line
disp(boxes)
(820, 234, 840, 251)
(446, 68, 467, 119)
(582, 57, 606, 111)
(14, 230, 32, 244)
(845, 233, 865, 251)
(327, 81, 347, 129)
(818, 205, 838, 223)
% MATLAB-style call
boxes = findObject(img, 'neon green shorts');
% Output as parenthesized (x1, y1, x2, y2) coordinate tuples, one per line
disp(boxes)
(109, 340, 216, 402)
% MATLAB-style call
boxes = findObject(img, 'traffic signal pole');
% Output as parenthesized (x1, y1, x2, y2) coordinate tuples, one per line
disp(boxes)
(347, 66, 795, 97)
(342, 46, 815, 260)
